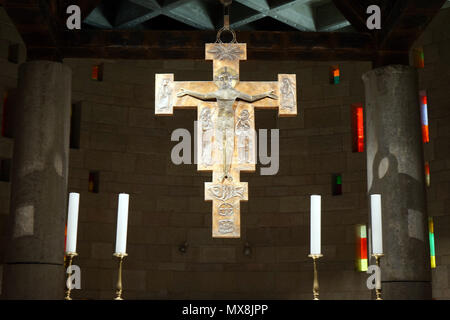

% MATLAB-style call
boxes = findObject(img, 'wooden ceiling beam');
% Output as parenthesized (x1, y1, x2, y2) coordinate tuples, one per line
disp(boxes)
(3, 0, 447, 63)
(3, 0, 64, 61)
(75, 0, 103, 20)
(332, 0, 370, 33)
(377, 0, 447, 51)
(39, 29, 379, 61)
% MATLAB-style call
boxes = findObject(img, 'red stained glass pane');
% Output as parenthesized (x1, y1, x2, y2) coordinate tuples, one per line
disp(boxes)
(422, 95, 427, 105)
(351, 104, 364, 152)
(360, 237, 367, 259)
(92, 65, 99, 80)
(425, 161, 430, 187)
(422, 125, 429, 143)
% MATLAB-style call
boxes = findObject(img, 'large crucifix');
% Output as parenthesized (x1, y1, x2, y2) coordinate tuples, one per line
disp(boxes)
(155, 41, 297, 238)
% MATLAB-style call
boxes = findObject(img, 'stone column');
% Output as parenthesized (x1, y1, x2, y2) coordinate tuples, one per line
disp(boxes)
(3, 61, 71, 299)
(363, 65, 431, 299)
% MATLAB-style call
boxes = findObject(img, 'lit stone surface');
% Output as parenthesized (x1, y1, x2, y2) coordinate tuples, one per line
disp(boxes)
(363, 64, 431, 300)
(3, 61, 71, 299)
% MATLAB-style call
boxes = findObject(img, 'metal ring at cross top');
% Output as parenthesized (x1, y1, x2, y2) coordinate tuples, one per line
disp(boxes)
(217, 0, 236, 43)
(215, 27, 237, 44)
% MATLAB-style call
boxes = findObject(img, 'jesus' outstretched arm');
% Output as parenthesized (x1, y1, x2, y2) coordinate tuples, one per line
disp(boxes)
(237, 90, 278, 102)
(177, 88, 216, 101)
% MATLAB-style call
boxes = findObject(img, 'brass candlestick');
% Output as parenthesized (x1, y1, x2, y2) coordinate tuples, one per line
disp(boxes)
(114, 253, 128, 300)
(372, 253, 384, 300)
(64, 252, 78, 300)
(308, 254, 323, 300)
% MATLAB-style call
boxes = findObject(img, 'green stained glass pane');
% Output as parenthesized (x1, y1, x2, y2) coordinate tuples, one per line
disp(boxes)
(334, 76, 340, 84)
(429, 232, 435, 256)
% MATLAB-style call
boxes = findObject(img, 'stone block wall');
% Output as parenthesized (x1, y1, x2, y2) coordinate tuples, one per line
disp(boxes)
(59, 56, 372, 299)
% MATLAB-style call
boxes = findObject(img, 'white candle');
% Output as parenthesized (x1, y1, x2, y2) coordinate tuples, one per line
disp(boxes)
(115, 193, 130, 254)
(370, 194, 383, 255)
(66, 193, 80, 254)
(310, 195, 321, 255)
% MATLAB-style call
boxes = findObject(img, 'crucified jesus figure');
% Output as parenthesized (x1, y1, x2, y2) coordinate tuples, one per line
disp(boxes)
(177, 67, 278, 182)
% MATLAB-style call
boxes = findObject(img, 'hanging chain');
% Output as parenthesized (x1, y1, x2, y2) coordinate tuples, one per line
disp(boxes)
(216, 0, 237, 43)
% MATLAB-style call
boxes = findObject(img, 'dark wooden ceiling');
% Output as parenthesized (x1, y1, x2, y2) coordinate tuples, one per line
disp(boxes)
(1, 0, 448, 64)
(82, 0, 352, 32)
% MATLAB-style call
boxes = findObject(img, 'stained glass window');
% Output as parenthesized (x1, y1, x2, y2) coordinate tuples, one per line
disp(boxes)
(92, 64, 104, 81)
(419, 90, 429, 144)
(429, 217, 436, 269)
(425, 161, 430, 187)
(332, 173, 342, 196)
(330, 66, 340, 84)
(351, 104, 364, 153)
(355, 224, 368, 272)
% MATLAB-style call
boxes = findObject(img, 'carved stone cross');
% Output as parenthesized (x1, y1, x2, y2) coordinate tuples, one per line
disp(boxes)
(155, 42, 297, 238)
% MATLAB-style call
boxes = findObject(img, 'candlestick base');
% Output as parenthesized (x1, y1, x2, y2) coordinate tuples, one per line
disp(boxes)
(114, 253, 128, 300)
(64, 252, 78, 300)
(372, 253, 384, 300)
(308, 254, 323, 300)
